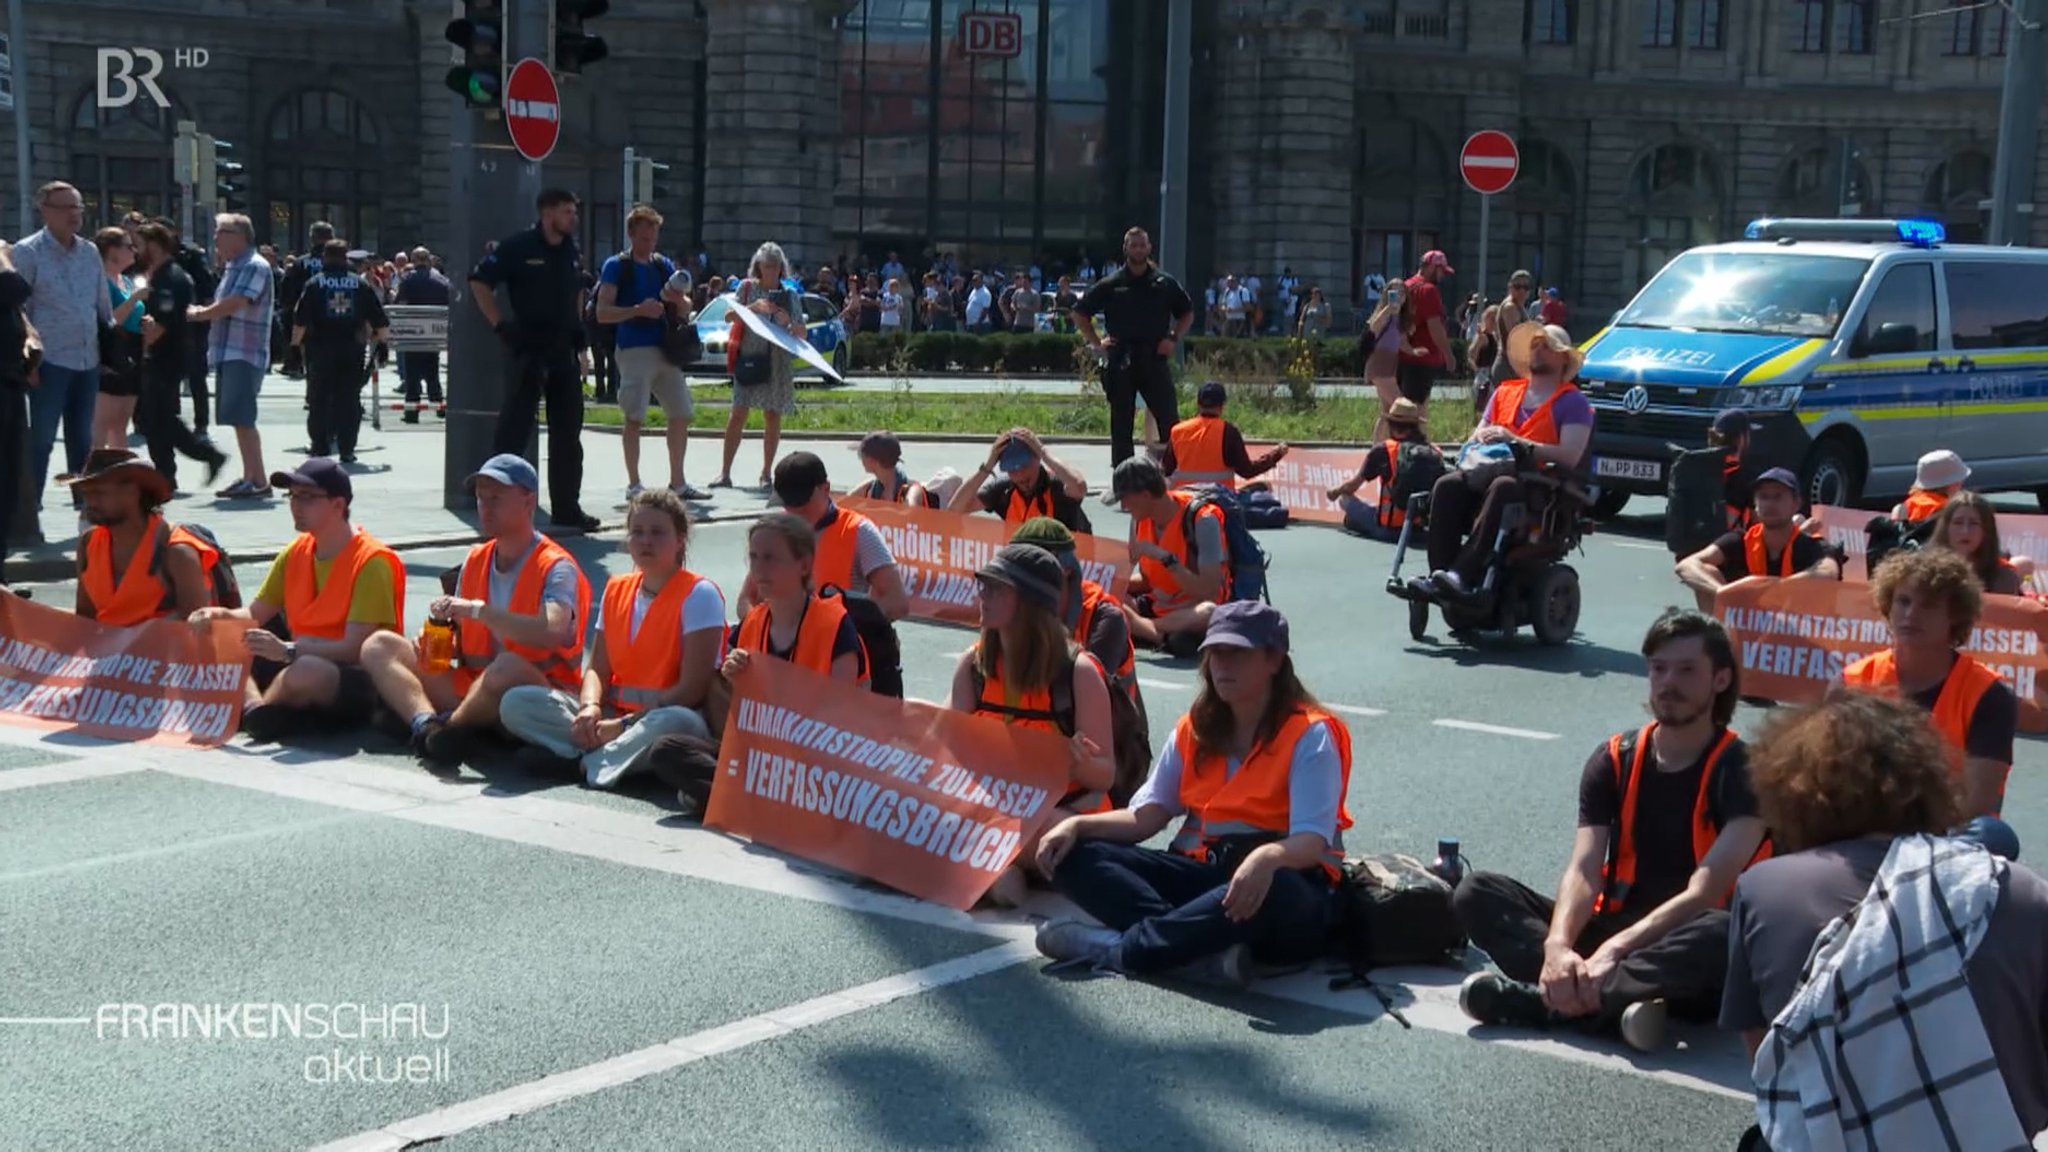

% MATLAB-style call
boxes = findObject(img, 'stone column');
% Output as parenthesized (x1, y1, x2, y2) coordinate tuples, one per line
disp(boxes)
(701, 0, 842, 271)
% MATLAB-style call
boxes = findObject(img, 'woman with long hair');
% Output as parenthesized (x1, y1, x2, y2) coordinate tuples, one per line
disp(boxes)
(714, 241, 805, 490)
(498, 488, 725, 790)
(1931, 490, 2031, 596)
(853, 431, 935, 507)
(1031, 602, 1354, 990)
(1295, 286, 1332, 340)
(1364, 280, 1414, 440)
(949, 543, 1115, 906)
(93, 227, 146, 450)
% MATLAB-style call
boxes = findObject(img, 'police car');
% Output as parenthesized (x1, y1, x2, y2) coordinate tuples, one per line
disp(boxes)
(1579, 218, 2048, 515)
(692, 292, 849, 382)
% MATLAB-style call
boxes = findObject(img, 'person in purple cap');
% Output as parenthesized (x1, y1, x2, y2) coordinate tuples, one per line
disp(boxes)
(1676, 467, 1841, 612)
(1032, 600, 1354, 991)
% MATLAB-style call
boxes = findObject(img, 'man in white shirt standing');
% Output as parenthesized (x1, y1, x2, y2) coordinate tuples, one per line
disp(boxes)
(1221, 275, 1251, 338)
(964, 272, 993, 334)
(13, 181, 113, 509)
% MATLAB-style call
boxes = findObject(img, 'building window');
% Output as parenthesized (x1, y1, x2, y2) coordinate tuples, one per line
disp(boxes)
(1529, 0, 1574, 44)
(1353, 113, 1451, 304)
(1945, 0, 2010, 54)
(1625, 142, 1721, 289)
(1923, 150, 1993, 243)
(1794, 0, 1829, 51)
(1773, 145, 1876, 216)
(263, 88, 382, 251)
(1841, 0, 1873, 52)
(1509, 139, 1577, 294)
(1686, 0, 1724, 47)
(67, 89, 184, 229)
(1642, 0, 1677, 46)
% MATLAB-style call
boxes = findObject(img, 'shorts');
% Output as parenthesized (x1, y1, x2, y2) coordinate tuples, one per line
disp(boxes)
(615, 345, 691, 422)
(1130, 593, 1159, 620)
(1396, 360, 1438, 404)
(214, 359, 265, 427)
(251, 654, 380, 728)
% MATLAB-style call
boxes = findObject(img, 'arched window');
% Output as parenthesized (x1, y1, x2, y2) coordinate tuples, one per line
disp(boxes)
(1772, 145, 1876, 217)
(68, 88, 187, 227)
(1355, 114, 1450, 298)
(264, 89, 382, 252)
(1509, 139, 1576, 294)
(1923, 150, 1992, 243)
(1624, 141, 1721, 289)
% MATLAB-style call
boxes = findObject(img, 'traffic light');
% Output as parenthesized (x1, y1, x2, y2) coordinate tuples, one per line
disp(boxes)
(552, 0, 609, 75)
(212, 139, 246, 212)
(445, 0, 505, 108)
(625, 149, 669, 205)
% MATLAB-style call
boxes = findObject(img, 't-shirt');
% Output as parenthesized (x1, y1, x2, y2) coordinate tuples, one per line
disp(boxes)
(1576, 734, 1758, 920)
(254, 545, 400, 628)
(1400, 275, 1446, 366)
(1720, 838, 2048, 1137)
(1913, 671, 2018, 766)
(1129, 718, 1344, 845)
(599, 253, 677, 350)
(723, 604, 866, 676)
(1711, 527, 1832, 580)
(1068, 587, 1133, 676)
(479, 543, 581, 658)
(976, 475, 1091, 533)
(143, 262, 195, 366)
(594, 577, 726, 644)
(1500, 388, 1596, 435)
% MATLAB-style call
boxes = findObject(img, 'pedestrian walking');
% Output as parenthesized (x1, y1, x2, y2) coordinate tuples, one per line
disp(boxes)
(13, 181, 113, 510)
(192, 214, 275, 499)
(132, 223, 227, 490)
(1071, 227, 1193, 469)
(394, 246, 449, 423)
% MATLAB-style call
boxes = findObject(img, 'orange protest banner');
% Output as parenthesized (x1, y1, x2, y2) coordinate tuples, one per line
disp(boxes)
(0, 596, 254, 747)
(1245, 445, 1371, 525)
(705, 655, 1077, 909)
(840, 495, 1130, 625)
(1803, 504, 1873, 580)
(1715, 576, 2048, 732)
(1807, 503, 2047, 593)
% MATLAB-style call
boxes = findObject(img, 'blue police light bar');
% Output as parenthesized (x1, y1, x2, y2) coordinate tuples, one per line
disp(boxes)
(1744, 217, 1946, 246)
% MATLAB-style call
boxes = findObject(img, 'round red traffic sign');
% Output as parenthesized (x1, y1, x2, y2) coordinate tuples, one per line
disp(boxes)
(1460, 130, 1520, 196)
(504, 57, 561, 163)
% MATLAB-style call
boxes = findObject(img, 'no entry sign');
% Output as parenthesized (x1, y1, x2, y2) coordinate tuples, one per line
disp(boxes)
(504, 57, 560, 163)
(1460, 130, 1520, 196)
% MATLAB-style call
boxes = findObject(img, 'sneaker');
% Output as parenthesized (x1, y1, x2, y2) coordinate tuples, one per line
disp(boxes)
(1166, 943, 1255, 990)
(240, 704, 290, 745)
(216, 478, 254, 499)
(1033, 919, 1120, 964)
(1458, 971, 1553, 1030)
(625, 482, 644, 501)
(673, 481, 710, 501)
(588, 755, 637, 790)
(1619, 999, 1668, 1053)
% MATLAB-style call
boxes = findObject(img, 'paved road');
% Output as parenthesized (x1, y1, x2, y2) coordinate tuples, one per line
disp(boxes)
(4, 377, 2042, 1150)
(812, 373, 1470, 401)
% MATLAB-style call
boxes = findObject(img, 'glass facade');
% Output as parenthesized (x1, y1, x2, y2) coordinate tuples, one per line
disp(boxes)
(835, 0, 1159, 272)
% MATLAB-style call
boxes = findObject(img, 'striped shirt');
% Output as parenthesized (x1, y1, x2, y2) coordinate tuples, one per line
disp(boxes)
(209, 249, 274, 368)
(12, 227, 113, 371)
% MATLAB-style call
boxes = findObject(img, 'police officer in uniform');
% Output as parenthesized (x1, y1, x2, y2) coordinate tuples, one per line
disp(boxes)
(468, 188, 597, 532)
(280, 221, 335, 379)
(291, 239, 390, 464)
(1070, 226, 1195, 468)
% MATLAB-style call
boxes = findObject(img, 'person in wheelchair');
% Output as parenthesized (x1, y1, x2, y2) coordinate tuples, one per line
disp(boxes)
(1410, 322, 1592, 602)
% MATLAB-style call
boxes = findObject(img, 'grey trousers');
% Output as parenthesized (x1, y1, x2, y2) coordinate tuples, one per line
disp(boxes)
(499, 685, 710, 789)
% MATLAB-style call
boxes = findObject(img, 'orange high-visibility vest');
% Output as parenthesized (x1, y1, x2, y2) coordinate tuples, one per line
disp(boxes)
(736, 594, 864, 682)
(1901, 489, 1949, 522)
(452, 534, 591, 694)
(1000, 483, 1057, 528)
(1169, 414, 1235, 488)
(1842, 650, 2006, 796)
(600, 570, 711, 713)
(1074, 580, 1138, 694)
(281, 528, 406, 641)
(1169, 707, 1354, 883)
(81, 516, 220, 627)
(1593, 723, 1769, 916)
(1136, 490, 1230, 605)
(971, 643, 1109, 812)
(1485, 379, 1581, 445)
(1375, 440, 1409, 530)
(813, 506, 877, 594)
(1741, 523, 1799, 577)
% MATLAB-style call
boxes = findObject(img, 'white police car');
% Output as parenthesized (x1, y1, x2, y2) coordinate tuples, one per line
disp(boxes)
(693, 292, 850, 381)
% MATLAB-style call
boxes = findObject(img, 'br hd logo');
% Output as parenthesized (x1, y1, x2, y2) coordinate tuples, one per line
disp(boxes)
(97, 47, 209, 109)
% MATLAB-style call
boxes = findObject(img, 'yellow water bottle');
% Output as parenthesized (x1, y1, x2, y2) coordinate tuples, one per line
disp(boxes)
(419, 615, 456, 675)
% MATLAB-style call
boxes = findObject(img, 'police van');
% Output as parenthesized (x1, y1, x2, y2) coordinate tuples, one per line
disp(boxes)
(1577, 218, 2048, 515)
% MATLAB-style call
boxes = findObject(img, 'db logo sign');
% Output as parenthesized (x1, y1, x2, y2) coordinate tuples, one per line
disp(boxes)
(959, 11, 1023, 58)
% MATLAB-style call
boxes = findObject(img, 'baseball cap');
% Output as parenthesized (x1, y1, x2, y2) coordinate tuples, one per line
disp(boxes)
(856, 432, 903, 468)
(998, 438, 1038, 474)
(467, 452, 539, 493)
(976, 544, 1066, 613)
(1421, 250, 1455, 274)
(1754, 467, 1800, 495)
(1196, 381, 1228, 409)
(1200, 601, 1291, 653)
(270, 457, 353, 502)
(1712, 409, 1762, 436)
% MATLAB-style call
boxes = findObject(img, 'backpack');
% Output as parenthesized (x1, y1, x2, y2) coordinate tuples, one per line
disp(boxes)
(820, 585, 903, 698)
(1666, 447, 1734, 557)
(1178, 484, 1270, 603)
(1329, 853, 1466, 984)
(1865, 513, 1938, 574)
(967, 648, 1151, 807)
(1237, 484, 1290, 530)
(177, 523, 242, 610)
(1389, 441, 1447, 513)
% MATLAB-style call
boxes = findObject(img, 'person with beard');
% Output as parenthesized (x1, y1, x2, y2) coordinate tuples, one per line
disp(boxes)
(1451, 609, 1771, 1052)
(68, 449, 220, 625)
(1070, 227, 1194, 467)
(1674, 467, 1842, 611)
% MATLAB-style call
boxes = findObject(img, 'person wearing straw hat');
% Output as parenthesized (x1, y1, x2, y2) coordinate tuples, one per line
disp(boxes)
(1893, 449, 1971, 523)
(1412, 322, 1592, 601)
(1327, 396, 1442, 542)
(68, 448, 222, 626)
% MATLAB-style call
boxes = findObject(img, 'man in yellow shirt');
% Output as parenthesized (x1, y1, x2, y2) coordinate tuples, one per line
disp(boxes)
(191, 458, 406, 743)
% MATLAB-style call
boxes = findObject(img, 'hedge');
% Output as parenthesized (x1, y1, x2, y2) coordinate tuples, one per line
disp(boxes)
(846, 330, 1471, 379)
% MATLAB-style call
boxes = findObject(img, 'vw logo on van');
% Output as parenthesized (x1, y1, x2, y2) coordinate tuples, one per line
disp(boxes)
(1621, 385, 1651, 414)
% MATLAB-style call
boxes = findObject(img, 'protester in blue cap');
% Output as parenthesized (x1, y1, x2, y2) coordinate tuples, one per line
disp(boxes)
(950, 426, 1091, 533)
(1032, 601, 1354, 991)
(360, 453, 593, 769)
(1676, 467, 1841, 612)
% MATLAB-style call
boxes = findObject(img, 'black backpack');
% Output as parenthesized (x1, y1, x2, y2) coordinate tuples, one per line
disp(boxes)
(820, 585, 903, 698)
(967, 647, 1152, 807)
(1389, 441, 1447, 511)
(177, 522, 242, 610)
(1865, 513, 1938, 574)
(1665, 447, 1733, 557)
(1178, 484, 1271, 603)
(1329, 853, 1466, 987)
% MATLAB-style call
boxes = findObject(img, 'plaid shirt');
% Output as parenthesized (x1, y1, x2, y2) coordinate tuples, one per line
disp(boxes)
(208, 249, 274, 369)
(12, 227, 113, 371)
(1753, 834, 2028, 1152)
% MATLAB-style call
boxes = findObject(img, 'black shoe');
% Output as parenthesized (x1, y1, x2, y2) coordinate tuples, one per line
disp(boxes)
(340, 453, 359, 465)
(203, 450, 227, 487)
(508, 743, 581, 778)
(402, 410, 420, 425)
(240, 704, 291, 745)
(1458, 972, 1555, 1030)
(550, 510, 601, 532)
(421, 720, 486, 768)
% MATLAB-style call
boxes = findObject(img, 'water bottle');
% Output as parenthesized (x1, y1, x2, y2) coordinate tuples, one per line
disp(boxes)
(1431, 838, 1468, 887)
(418, 615, 456, 676)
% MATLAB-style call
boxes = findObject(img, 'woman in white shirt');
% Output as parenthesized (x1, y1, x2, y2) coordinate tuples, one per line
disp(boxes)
(879, 277, 905, 333)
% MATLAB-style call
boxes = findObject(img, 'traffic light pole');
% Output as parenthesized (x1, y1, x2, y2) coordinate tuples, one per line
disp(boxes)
(441, 0, 546, 511)
(1987, 0, 2044, 246)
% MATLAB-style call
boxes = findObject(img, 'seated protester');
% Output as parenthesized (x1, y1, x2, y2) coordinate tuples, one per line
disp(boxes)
(190, 459, 405, 743)
(360, 454, 590, 768)
(1160, 381, 1288, 490)
(853, 431, 936, 508)
(1033, 603, 1352, 990)
(1109, 456, 1228, 656)
(1009, 516, 1141, 706)
(1837, 547, 2021, 859)
(70, 449, 219, 626)
(1932, 490, 2030, 597)
(950, 427, 1091, 533)
(949, 543, 1116, 907)
(1326, 397, 1443, 542)
(1453, 609, 1768, 1052)
(1710, 408, 1760, 532)
(1674, 467, 1842, 611)
(1414, 322, 1592, 601)
(741, 451, 910, 696)
(1892, 447, 1969, 523)
(498, 489, 724, 789)
(1723, 692, 2048, 1151)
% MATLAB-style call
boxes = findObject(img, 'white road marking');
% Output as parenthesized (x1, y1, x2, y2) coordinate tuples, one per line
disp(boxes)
(1608, 540, 1667, 551)
(1432, 718, 1560, 741)
(1138, 677, 1190, 693)
(0, 759, 147, 795)
(308, 940, 1037, 1152)
(1328, 702, 1387, 718)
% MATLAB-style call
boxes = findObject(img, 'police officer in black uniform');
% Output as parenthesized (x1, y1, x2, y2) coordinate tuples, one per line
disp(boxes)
(291, 239, 390, 464)
(280, 221, 335, 379)
(395, 245, 451, 422)
(467, 188, 596, 531)
(1071, 226, 1195, 467)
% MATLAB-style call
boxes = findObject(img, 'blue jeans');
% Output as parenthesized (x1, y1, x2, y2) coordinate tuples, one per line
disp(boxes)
(28, 362, 96, 502)
(1050, 840, 1334, 972)
(1958, 815, 2021, 861)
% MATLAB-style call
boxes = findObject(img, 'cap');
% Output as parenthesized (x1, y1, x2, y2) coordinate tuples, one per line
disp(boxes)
(1712, 409, 1762, 436)
(467, 452, 540, 493)
(856, 431, 902, 468)
(1421, 250, 1455, 274)
(270, 457, 353, 502)
(1544, 287, 1561, 297)
(345, 248, 370, 261)
(1200, 601, 1291, 653)
(998, 439, 1038, 474)
(1010, 516, 1076, 553)
(976, 543, 1067, 613)
(1754, 467, 1800, 495)
(1195, 381, 1227, 409)
(1109, 456, 1167, 505)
